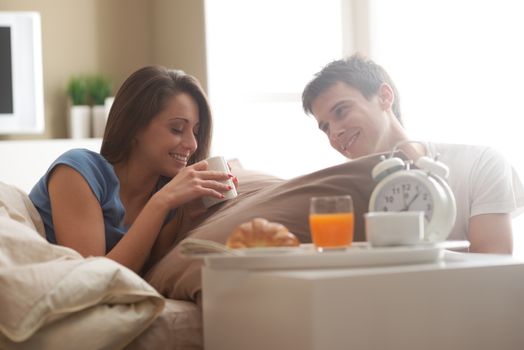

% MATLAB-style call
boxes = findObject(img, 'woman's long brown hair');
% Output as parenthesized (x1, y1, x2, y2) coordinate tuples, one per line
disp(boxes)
(101, 66, 213, 260)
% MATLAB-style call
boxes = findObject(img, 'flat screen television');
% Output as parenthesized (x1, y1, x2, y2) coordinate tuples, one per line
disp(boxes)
(0, 12, 44, 134)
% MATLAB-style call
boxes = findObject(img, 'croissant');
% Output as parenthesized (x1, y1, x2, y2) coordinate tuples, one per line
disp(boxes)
(226, 218, 300, 248)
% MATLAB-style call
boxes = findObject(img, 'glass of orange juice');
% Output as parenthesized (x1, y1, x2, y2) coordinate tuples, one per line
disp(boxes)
(309, 195, 354, 251)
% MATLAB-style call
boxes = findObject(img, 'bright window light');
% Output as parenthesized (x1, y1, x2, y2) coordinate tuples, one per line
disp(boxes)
(205, 0, 346, 179)
(369, 0, 524, 257)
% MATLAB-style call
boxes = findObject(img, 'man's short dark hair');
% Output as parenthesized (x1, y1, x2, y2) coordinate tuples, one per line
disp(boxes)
(302, 53, 402, 123)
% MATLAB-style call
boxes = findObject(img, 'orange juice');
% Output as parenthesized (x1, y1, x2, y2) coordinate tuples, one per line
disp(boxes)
(309, 212, 354, 248)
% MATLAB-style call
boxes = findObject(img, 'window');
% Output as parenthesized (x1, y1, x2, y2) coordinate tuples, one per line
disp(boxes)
(368, 0, 524, 256)
(205, 0, 346, 178)
(205, 0, 524, 256)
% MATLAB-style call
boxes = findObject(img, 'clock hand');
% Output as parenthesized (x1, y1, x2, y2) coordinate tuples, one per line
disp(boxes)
(405, 190, 421, 210)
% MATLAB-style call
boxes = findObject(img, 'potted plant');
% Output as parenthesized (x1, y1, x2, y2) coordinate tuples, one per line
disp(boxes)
(67, 76, 90, 139)
(88, 75, 112, 138)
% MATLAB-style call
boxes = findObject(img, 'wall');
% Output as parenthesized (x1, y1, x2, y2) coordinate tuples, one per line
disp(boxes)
(0, 0, 206, 140)
(153, 0, 207, 90)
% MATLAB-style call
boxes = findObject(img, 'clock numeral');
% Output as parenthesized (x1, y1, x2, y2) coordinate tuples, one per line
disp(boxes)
(392, 187, 400, 194)
(423, 193, 428, 201)
(402, 184, 411, 191)
(385, 196, 394, 203)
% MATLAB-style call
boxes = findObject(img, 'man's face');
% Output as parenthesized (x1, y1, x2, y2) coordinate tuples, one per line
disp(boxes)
(311, 82, 390, 159)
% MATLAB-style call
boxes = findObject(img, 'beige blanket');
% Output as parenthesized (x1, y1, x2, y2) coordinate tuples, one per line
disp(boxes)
(0, 182, 165, 350)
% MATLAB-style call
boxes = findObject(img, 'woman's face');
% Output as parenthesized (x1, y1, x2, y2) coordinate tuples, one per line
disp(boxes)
(134, 92, 200, 177)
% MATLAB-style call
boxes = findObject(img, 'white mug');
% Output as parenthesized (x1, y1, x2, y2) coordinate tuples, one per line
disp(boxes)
(201, 156, 238, 208)
(364, 211, 424, 247)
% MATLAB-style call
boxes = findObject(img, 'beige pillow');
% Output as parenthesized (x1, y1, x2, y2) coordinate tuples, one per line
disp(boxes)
(0, 216, 165, 349)
(145, 154, 382, 302)
(0, 181, 45, 237)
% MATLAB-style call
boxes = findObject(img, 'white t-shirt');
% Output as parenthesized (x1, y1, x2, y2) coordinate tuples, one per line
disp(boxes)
(426, 142, 524, 240)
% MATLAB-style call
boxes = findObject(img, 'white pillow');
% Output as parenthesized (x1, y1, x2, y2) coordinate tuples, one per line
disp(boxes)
(0, 184, 165, 349)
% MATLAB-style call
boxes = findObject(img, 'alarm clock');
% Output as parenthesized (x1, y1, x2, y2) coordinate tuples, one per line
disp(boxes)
(368, 141, 457, 242)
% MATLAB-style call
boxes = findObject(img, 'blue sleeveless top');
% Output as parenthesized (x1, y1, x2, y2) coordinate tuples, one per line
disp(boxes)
(29, 148, 174, 252)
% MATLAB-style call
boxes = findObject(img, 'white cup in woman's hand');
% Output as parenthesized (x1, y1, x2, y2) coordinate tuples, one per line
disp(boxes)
(202, 156, 238, 208)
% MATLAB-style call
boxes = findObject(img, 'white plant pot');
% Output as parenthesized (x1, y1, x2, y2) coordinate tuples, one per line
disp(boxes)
(105, 96, 114, 116)
(69, 105, 91, 139)
(92, 105, 107, 138)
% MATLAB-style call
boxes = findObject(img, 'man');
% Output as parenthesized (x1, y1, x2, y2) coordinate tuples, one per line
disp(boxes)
(302, 53, 524, 253)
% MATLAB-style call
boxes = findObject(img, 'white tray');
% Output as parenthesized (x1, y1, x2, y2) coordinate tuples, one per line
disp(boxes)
(203, 241, 470, 270)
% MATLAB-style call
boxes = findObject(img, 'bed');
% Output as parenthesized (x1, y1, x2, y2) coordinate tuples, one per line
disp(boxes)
(0, 139, 204, 349)
(0, 138, 380, 349)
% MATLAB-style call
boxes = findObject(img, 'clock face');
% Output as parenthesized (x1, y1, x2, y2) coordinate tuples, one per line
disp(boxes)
(373, 177, 434, 224)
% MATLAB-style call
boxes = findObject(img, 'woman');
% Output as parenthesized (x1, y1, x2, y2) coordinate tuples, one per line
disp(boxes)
(29, 66, 233, 274)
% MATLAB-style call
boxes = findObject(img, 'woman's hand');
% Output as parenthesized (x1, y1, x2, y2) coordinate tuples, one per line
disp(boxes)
(227, 161, 239, 191)
(155, 159, 233, 209)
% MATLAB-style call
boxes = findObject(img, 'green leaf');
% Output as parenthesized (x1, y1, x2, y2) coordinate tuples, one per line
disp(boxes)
(67, 76, 88, 105)
(88, 75, 112, 105)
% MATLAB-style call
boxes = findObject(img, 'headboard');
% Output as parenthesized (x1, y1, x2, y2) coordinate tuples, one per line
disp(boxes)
(0, 138, 102, 193)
